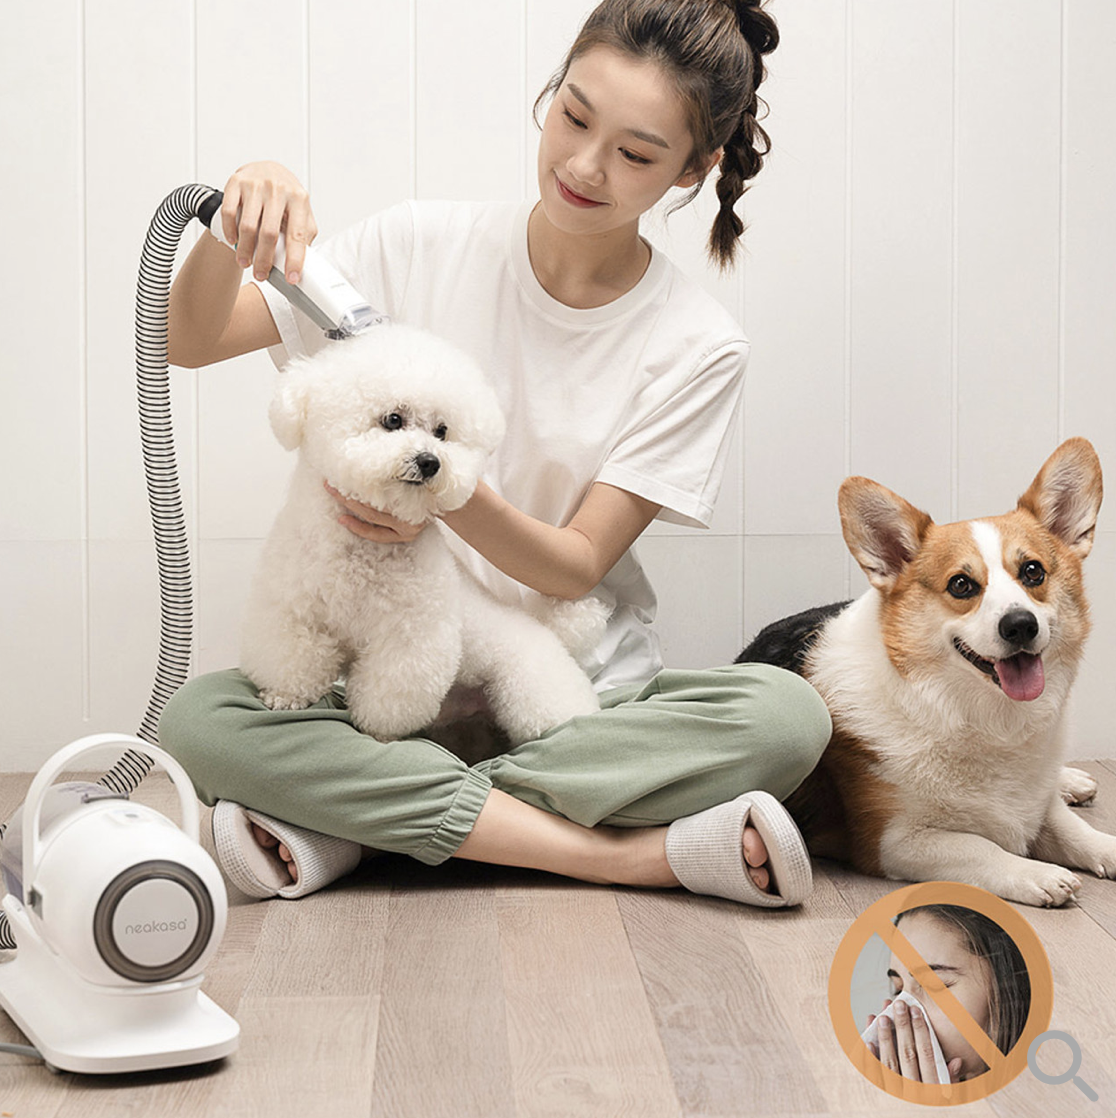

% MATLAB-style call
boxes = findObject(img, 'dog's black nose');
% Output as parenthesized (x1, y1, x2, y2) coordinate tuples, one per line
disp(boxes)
(999, 608, 1039, 647)
(414, 452, 441, 480)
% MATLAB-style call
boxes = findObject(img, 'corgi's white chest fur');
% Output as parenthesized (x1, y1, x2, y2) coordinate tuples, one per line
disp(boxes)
(806, 586, 1068, 857)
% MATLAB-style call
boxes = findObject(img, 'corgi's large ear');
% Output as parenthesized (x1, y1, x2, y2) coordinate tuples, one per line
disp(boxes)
(839, 477, 934, 591)
(268, 368, 311, 451)
(1017, 437, 1103, 558)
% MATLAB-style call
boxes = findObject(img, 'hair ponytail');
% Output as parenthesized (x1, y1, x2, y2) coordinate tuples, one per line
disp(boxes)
(538, 0, 779, 271)
(709, 1, 778, 269)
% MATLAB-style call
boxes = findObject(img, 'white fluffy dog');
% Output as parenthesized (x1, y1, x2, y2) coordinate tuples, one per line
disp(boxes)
(239, 324, 607, 744)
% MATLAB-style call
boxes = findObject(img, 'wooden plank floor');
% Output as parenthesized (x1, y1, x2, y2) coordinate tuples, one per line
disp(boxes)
(3, 763, 1116, 1117)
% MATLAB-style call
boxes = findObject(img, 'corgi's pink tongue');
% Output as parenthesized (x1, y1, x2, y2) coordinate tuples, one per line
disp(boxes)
(996, 653, 1045, 701)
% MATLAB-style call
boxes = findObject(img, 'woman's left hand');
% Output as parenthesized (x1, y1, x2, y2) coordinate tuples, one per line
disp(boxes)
(324, 482, 428, 543)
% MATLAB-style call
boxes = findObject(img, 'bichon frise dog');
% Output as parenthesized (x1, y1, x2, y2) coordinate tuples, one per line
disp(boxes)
(239, 324, 608, 744)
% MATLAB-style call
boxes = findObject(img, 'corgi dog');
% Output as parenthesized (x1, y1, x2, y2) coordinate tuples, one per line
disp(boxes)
(737, 438, 1112, 907)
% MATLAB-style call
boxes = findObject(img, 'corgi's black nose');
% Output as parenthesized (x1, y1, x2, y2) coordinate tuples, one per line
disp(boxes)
(999, 608, 1039, 647)
(414, 452, 441, 480)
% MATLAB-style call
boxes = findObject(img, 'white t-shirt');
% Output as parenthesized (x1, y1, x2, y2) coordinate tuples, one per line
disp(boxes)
(258, 200, 749, 690)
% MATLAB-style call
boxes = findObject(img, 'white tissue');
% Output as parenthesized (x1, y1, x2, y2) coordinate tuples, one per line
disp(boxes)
(860, 989, 952, 1084)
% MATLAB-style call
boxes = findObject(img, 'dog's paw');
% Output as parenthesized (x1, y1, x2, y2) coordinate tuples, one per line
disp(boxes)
(259, 689, 314, 712)
(1007, 862, 1082, 908)
(1060, 765, 1098, 805)
(1081, 834, 1116, 880)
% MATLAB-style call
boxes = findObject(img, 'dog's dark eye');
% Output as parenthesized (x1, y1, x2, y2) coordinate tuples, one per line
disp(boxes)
(381, 413, 405, 431)
(434, 424, 447, 441)
(947, 574, 980, 599)
(1020, 560, 1046, 587)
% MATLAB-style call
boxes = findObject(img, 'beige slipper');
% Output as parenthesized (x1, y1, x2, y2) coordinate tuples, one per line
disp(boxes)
(211, 800, 362, 900)
(664, 790, 812, 907)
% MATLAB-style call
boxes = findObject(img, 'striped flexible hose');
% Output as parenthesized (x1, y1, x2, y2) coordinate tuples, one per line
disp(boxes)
(0, 184, 218, 950)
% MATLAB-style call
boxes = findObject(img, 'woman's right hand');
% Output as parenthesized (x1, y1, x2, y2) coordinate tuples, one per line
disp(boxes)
(324, 483, 429, 544)
(870, 1000, 963, 1084)
(219, 161, 318, 286)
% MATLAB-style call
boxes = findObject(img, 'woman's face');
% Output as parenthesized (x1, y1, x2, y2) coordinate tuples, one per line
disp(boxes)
(888, 911, 994, 1081)
(536, 45, 709, 240)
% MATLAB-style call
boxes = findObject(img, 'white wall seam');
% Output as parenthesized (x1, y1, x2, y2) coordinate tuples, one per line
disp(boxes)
(79, 0, 92, 722)
(949, 0, 960, 524)
(190, 0, 201, 680)
(521, 0, 529, 201)
(842, 0, 853, 600)
(1057, 0, 1068, 443)
(303, 0, 312, 197)
(410, 0, 418, 200)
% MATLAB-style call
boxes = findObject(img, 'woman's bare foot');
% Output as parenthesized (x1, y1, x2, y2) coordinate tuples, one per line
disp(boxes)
(742, 825, 770, 892)
(250, 822, 298, 883)
(602, 821, 774, 893)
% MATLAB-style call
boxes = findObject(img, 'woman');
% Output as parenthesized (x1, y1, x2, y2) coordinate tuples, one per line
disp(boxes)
(161, 0, 831, 906)
(868, 905, 1032, 1084)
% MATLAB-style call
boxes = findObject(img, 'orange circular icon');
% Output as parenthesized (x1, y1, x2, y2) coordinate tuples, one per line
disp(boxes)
(828, 882, 1053, 1105)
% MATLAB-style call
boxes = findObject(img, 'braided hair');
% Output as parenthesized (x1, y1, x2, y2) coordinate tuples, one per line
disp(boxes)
(535, 0, 779, 270)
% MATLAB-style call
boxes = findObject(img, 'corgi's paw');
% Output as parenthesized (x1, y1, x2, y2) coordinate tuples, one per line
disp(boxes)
(1060, 766, 1098, 806)
(1083, 833, 1116, 880)
(1009, 862, 1082, 908)
(259, 689, 315, 712)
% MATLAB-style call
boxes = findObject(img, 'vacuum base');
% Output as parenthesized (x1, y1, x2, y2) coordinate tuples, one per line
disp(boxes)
(0, 900, 238, 1074)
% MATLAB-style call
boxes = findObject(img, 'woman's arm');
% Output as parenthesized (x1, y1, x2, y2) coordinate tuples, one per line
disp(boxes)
(168, 241, 280, 367)
(167, 161, 313, 368)
(444, 481, 660, 599)
(328, 480, 661, 600)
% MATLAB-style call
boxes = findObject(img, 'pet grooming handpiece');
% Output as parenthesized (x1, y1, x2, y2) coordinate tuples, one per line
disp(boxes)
(198, 191, 387, 340)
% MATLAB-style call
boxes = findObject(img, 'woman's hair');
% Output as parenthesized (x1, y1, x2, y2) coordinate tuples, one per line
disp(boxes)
(895, 905, 1032, 1056)
(535, 0, 779, 270)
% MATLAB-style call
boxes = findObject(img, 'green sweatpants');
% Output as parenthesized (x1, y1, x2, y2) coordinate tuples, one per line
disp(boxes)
(158, 664, 831, 865)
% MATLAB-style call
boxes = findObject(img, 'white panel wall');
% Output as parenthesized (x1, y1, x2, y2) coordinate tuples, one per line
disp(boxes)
(1, 0, 1113, 770)
(1, 1, 87, 755)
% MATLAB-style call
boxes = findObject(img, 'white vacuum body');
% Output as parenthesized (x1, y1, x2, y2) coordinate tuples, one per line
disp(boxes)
(0, 734, 239, 1073)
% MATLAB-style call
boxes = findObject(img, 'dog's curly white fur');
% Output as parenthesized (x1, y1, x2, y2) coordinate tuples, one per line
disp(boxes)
(240, 324, 607, 743)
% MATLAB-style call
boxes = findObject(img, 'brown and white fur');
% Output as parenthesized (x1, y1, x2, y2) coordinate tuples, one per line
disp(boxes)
(737, 438, 1110, 907)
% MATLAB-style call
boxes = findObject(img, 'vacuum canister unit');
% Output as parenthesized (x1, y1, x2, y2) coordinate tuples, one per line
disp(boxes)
(0, 184, 379, 1074)
(0, 736, 235, 1073)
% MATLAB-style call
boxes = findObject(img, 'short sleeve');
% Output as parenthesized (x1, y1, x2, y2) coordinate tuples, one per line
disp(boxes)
(596, 339, 749, 529)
